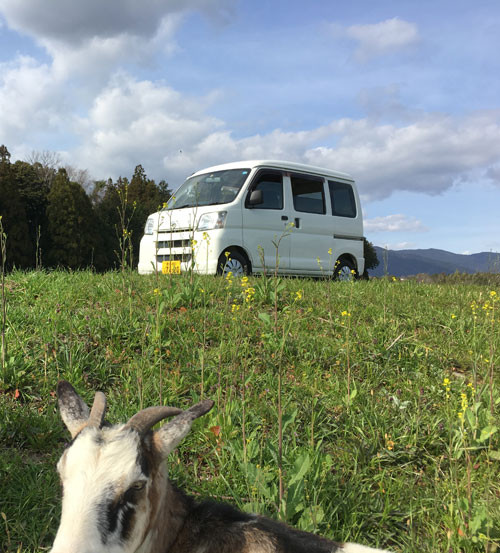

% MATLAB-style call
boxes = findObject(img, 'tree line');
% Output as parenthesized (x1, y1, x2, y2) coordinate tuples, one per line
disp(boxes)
(0, 145, 171, 271)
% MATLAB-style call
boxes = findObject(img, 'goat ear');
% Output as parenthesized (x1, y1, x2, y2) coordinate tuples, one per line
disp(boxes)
(153, 399, 214, 458)
(57, 381, 90, 438)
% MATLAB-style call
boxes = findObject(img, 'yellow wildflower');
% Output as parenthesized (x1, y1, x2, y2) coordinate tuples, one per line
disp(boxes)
(467, 382, 476, 396)
(458, 391, 469, 421)
(244, 287, 255, 303)
(442, 377, 451, 398)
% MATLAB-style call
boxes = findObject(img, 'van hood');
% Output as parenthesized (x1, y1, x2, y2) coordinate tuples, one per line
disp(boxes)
(156, 206, 220, 232)
(156, 209, 195, 232)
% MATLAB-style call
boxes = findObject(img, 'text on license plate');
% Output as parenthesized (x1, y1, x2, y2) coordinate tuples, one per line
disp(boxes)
(162, 260, 181, 274)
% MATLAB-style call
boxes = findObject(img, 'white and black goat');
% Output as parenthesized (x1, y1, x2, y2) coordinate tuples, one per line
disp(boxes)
(50, 381, 392, 553)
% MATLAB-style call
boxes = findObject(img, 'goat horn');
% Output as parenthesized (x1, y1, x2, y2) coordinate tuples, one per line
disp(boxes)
(126, 406, 183, 436)
(87, 391, 107, 429)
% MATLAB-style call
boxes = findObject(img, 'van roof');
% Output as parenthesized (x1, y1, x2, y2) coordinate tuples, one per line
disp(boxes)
(191, 160, 354, 182)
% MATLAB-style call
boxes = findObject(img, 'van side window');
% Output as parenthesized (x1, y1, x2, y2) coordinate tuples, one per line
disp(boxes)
(328, 180, 356, 218)
(291, 175, 325, 214)
(247, 172, 283, 210)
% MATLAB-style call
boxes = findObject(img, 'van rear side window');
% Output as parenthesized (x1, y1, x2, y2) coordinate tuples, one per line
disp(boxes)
(291, 175, 325, 214)
(328, 180, 356, 218)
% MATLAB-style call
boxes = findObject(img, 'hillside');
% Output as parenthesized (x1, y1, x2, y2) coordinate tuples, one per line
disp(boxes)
(1, 271, 498, 553)
(370, 247, 500, 277)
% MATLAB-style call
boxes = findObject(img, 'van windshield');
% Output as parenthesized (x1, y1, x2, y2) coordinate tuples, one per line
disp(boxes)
(166, 168, 251, 210)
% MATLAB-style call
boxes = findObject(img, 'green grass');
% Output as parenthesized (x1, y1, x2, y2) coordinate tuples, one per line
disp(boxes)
(1, 269, 499, 552)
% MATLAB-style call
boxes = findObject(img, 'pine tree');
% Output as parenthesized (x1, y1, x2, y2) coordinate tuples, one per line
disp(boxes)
(93, 177, 131, 269)
(46, 169, 101, 268)
(127, 165, 172, 262)
(362, 238, 379, 278)
(12, 160, 49, 263)
(94, 166, 171, 268)
(0, 146, 33, 268)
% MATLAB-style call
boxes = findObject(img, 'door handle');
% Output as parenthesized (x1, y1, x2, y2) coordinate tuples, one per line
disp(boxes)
(294, 217, 301, 229)
(281, 216, 288, 221)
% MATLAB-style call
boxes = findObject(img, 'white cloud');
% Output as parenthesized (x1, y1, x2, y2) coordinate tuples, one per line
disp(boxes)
(0, 55, 67, 143)
(3, 50, 500, 197)
(49, 25, 176, 85)
(329, 17, 419, 62)
(345, 17, 419, 61)
(486, 163, 500, 186)
(120, 106, 500, 196)
(0, 0, 233, 46)
(378, 242, 417, 251)
(72, 75, 225, 182)
(303, 111, 500, 200)
(1, 2, 500, 201)
(0, 0, 233, 167)
(365, 214, 428, 233)
(0, 0, 232, 94)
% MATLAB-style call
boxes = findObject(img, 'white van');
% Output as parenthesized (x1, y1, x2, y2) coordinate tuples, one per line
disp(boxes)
(138, 160, 364, 279)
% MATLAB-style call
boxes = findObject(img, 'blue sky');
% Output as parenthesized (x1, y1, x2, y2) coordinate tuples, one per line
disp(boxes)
(1, 0, 500, 254)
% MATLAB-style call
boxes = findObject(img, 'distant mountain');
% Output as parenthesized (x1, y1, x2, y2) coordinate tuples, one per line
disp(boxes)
(369, 247, 500, 277)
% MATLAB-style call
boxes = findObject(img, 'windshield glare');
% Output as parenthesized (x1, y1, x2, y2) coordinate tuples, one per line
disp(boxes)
(167, 168, 251, 210)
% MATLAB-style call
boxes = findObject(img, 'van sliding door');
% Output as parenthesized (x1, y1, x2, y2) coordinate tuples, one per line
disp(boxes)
(288, 174, 331, 274)
(242, 170, 291, 271)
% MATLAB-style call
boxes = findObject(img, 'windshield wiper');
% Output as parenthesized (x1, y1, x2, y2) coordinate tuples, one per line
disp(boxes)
(171, 201, 227, 210)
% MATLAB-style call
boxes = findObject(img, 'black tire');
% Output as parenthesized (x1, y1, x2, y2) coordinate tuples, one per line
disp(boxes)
(334, 258, 358, 281)
(217, 249, 250, 276)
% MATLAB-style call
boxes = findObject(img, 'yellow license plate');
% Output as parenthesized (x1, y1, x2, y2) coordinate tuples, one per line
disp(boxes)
(162, 260, 181, 274)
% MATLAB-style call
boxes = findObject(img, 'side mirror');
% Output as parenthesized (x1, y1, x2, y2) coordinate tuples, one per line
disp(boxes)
(248, 189, 263, 207)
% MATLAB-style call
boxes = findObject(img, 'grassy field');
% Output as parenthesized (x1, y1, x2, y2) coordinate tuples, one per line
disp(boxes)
(0, 269, 499, 552)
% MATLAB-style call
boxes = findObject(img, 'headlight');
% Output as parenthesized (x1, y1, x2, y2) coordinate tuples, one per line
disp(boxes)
(144, 217, 155, 235)
(197, 211, 227, 231)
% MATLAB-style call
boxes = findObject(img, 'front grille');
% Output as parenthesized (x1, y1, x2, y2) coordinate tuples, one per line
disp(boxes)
(156, 253, 192, 263)
(157, 239, 191, 249)
(158, 227, 192, 235)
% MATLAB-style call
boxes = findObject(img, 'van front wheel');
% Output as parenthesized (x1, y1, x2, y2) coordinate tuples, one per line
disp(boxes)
(217, 249, 250, 277)
(334, 258, 357, 281)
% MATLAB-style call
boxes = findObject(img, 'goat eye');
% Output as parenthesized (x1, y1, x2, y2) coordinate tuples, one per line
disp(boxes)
(130, 481, 146, 491)
(122, 481, 147, 505)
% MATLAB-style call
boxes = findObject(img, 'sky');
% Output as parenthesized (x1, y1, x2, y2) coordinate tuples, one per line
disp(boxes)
(1, 0, 500, 254)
